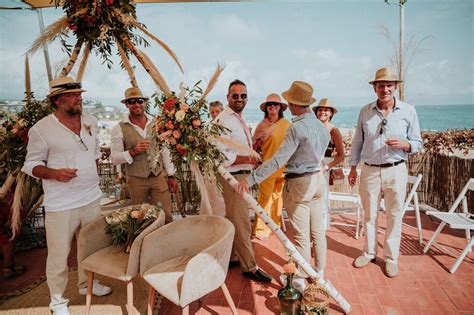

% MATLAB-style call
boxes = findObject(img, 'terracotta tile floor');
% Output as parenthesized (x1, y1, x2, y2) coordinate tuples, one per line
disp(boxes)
(2, 211, 473, 314)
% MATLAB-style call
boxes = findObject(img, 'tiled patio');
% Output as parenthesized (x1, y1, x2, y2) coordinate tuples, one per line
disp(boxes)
(1, 210, 473, 314)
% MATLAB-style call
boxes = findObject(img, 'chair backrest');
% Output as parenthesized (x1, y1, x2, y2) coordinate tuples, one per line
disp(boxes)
(447, 178, 474, 214)
(140, 215, 235, 276)
(402, 174, 423, 211)
(126, 209, 166, 276)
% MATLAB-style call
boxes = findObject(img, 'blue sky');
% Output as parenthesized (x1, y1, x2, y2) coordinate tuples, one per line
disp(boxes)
(0, 0, 472, 109)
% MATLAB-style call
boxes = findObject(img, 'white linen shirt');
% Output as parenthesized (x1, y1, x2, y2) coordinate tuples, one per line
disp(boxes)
(214, 106, 254, 172)
(21, 113, 102, 212)
(110, 114, 175, 176)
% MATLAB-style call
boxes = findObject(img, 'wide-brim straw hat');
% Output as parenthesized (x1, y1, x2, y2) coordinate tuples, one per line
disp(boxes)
(121, 87, 149, 103)
(259, 93, 288, 111)
(282, 81, 316, 106)
(369, 67, 403, 85)
(47, 76, 86, 98)
(312, 98, 338, 114)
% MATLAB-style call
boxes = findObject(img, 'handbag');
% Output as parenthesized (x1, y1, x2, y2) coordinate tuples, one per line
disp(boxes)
(329, 168, 345, 186)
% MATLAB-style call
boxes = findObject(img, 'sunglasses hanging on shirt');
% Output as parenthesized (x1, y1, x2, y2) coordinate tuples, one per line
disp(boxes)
(379, 118, 388, 135)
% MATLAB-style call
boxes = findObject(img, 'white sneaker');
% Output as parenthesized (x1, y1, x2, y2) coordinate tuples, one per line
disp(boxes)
(79, 280, 112, 296)
(53, 307, 70, 315)
(279, 275, 306, 294)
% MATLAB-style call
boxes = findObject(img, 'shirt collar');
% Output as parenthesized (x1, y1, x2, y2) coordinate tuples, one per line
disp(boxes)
(124, 113, 153, 125)
(292, 112, 311, 122)
(372, 97, 402, 112)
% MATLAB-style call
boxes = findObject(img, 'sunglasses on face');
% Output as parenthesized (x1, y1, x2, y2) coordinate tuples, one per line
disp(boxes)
(127, 99, 145, 105)
(266, 102, 281, 107)
(380, 118, 388, 135)
(231, 93, 247, 100)
(52, 82, 82, 90)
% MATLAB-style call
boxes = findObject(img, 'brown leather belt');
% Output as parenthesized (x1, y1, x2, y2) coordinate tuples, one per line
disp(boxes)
(364, 160, 405, 168)
(285, 170, 320, 179)
(230, 170, 251, 175)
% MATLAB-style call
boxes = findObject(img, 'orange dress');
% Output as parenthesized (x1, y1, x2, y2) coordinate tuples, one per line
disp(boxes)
(252, 118, 291, 237)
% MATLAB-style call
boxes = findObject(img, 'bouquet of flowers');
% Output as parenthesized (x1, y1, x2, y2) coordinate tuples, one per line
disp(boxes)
(104, 203, 161, 253)
(152, 81, 227, 177)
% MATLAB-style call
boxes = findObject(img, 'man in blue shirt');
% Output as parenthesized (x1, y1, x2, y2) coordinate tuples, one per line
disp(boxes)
(348, 68, 422, 278)
(236, 81, 329, 289)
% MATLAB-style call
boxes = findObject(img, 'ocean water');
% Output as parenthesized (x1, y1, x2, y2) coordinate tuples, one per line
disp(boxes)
(243, 104, 474, 132)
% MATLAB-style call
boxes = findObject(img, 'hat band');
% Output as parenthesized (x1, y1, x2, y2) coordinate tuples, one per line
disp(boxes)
(52, 82, 82, 90)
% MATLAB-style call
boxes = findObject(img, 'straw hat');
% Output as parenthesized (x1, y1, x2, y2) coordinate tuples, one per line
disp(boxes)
(312, 98, 338, 115)
(282, 81, 316, 106)
(121, 87, 149, 103)
(369, 67, 403, 85)
(47, 76, 85, 98)
(259, 93, 288, 111)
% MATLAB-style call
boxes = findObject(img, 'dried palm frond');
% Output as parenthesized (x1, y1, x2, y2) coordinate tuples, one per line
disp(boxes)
(24, 54, 32, 99)
(114, 36, 138, 87)
(189, 161, 212, 214)
(0, 173, 16, 200)
(215, 136, 261, 160)
(61, 39, 84, 77)
(130, 19, 184, 73)
(76, 42, 91, 82)
(137, 49, 172, 96)
(200, 63, 225, 102)
(10, 172, 25, 240)
(28, 16, 69, 55)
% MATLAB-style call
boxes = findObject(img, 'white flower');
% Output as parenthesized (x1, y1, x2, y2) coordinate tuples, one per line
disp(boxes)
(175, 110, 186, 122)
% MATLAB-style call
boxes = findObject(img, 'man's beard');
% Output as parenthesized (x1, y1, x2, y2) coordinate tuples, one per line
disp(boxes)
(65, 107, 82, 116)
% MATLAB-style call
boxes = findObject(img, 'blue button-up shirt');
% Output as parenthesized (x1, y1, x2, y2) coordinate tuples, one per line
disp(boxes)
(247, 112, 329, 186)
(349, 99, 423, 166)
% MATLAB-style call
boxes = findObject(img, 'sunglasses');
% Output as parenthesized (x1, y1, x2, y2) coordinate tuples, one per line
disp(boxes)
(266, 102, 281, 107)
(231, 93, 247, 100)
(52, 82, 82, 90)
(127, 99, 145, 105)
(73, 134, 88, 151)
(380, 118, 388, 135)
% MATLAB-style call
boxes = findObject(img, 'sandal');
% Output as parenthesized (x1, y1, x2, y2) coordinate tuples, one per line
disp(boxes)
(3, 263, 26, 279)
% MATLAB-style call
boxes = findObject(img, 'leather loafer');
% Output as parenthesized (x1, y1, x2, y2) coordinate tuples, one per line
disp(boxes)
(242, 269, 273, 282)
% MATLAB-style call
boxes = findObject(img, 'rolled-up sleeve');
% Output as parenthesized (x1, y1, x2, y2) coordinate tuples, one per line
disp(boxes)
(21, 128, 48, 178)
(407, 110, 423, 154)
(348, 111, 364, 166)
(110, 124, 133, 165)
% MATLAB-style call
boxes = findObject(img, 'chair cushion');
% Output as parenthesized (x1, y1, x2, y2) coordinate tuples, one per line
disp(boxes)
(82, 246, 132, 281)
(142, 255, 193, 305)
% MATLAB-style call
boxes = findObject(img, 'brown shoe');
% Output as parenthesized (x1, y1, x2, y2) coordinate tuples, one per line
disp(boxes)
(353, 255, 376, 268)
(385, 262, 398, 278)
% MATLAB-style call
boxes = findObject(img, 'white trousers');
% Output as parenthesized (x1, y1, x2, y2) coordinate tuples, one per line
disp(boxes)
(45, 198, 101, 311)
(359, 163, 408, 264)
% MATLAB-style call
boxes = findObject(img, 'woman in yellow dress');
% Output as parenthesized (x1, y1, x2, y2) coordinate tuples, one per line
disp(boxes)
(252, 93, 291, 238)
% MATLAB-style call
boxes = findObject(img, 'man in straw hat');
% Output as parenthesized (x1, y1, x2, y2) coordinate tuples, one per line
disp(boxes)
(22, 77, 111, 315)
(236, 81, 330, 291)
(348, 67, 422, 278)
(110, 87, 178, 224)
(214, 79, 273, 282)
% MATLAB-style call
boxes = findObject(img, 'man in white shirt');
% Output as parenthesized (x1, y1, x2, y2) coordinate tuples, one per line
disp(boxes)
(110, 87, 177, 223)
(22, 77, 111, 315)
(214, 79, 272, 282)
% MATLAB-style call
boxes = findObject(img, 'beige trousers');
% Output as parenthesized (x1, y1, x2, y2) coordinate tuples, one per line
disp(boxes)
(45, 198, 101, 311)
(283, 172, 327, 274)
(127, 173, 173, 223)
(219, 173, 257, 272)
(358, 163, 408, 264)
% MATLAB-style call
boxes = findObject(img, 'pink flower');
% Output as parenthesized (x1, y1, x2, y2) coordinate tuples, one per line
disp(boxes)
(130, 210, 141, 219)
(283, 262, 296, 274)
(168, 137, 177, 145)
(176, 144, 188, 156)
(11, 127, 19, 134)
(172, 130, 181, 139)
(165, 120, 174, 130)
(168, 109, 176, 117)
(105, 0, 114, 5)
(191, 118, 201, 128)
(180, 103, 189, 111)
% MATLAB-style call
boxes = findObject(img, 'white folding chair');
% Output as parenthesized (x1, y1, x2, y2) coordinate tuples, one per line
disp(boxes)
(423, 178, 474, 273)
(329, 168, 363, 239)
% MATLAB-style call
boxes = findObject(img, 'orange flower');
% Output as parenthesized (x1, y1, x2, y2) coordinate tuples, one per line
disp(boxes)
(165, 120, 174, 130)
(283, 261, 296, 274)
(172, 130, 182, 139)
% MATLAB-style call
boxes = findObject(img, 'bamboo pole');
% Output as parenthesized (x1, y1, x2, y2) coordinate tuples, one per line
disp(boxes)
(114, 36, 138, 88)
(217, 164, 352, 314)
(60, 39, 84, 78)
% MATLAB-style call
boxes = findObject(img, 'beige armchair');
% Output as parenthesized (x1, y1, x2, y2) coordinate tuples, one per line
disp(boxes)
(140, 215, 237, 315)
(78, 209, 165, 314)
